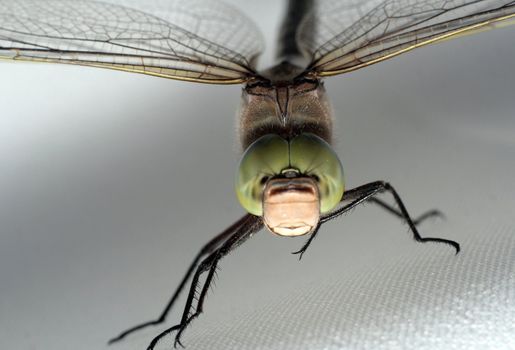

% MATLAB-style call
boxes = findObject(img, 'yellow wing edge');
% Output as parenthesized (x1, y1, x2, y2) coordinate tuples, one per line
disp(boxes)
(316, 13, 515, 77)
(0, 54, 250, 85)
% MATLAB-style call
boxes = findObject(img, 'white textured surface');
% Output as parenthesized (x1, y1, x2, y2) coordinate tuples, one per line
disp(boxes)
(1, 1, 514, 350)
(186, 223, 515, 350)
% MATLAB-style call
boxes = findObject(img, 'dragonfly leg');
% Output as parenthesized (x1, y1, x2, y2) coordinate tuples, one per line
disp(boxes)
(173, 257, 220, 348)
(147, 215, 262, 349)
(293, 181, 459, 259)
(108, 214, 253, 345)
(292, 195, 443, 259)
(291, 223, 321, 260)
(146, 255, 217, 350)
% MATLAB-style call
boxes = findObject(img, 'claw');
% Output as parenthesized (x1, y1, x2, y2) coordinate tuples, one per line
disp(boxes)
(146, 324, 181, 350)
(174, 327, 187, 349)
(174, 337, 185, 349)
(291, 248, 306, 260)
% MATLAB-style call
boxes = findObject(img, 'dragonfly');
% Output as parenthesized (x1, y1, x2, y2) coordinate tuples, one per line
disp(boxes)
(1, 0, 514, 348)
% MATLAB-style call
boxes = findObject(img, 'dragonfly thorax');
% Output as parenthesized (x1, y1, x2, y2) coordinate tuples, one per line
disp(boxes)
(238, 78, 333, 150)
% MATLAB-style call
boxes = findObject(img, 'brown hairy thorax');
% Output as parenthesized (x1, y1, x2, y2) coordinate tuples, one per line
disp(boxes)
(238, 78, 334, 149)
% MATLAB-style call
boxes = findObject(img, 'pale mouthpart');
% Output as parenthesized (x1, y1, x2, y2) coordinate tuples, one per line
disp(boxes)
(262, 177, 320, 236)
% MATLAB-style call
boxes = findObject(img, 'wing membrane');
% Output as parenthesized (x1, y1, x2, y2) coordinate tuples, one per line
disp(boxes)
(0, 0, 264, 84)
(300, 0, 515, 76)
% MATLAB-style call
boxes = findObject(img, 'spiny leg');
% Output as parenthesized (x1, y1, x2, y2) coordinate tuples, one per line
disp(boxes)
(292, 196, 443, 259)
(174, 258, 219, 348)
(291, 183, 382, 259)
(293, 181, 459, 259)
(147, 215, 263, 350)
(147, 255, 217, 350)
(173, 217, 261, 347)
(292, 189, 444, 259)
(108, 214, 252, 344)
(325, 181, 460, 253)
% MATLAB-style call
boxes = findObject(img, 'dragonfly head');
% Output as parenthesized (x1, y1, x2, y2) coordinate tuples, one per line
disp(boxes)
(235, 133, 344, 237)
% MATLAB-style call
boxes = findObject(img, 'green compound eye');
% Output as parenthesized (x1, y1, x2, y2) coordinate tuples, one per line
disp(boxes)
(235, 133, 344, 216)
(235, 134, 289, 216)
(289, 134, 345, 213)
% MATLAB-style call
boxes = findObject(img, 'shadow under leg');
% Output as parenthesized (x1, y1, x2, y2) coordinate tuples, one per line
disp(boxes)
(367, 197, 444, 225)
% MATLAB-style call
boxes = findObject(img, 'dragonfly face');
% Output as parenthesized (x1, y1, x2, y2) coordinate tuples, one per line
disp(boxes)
(235, 132, 345, 236)
(1, 0, 513, 348)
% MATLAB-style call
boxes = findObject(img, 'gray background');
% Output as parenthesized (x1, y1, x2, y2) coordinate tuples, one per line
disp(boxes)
(1, 1, 515, 349)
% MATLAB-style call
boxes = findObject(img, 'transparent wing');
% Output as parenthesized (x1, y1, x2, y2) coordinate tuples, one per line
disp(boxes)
(299, 0, 515, 76)
(0, 0, 264, 84)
